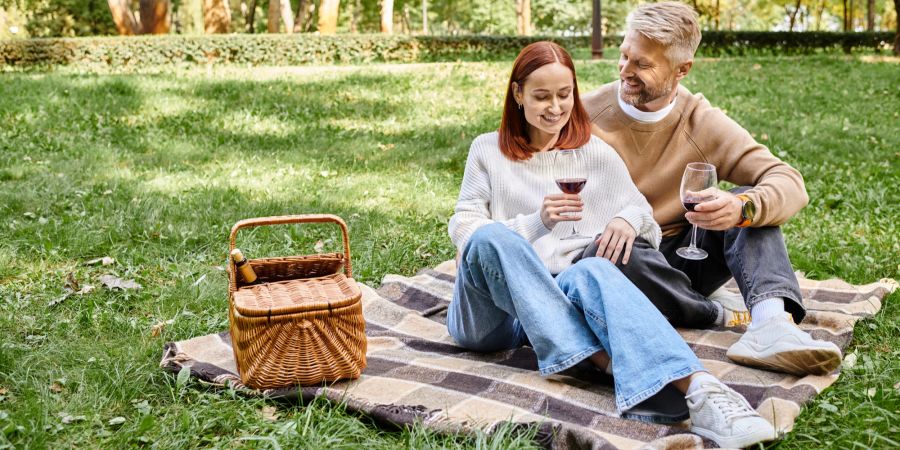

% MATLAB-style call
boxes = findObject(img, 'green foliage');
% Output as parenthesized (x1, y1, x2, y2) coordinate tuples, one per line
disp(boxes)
(1, 31, 895, 69)
(0, 0, 116, 38)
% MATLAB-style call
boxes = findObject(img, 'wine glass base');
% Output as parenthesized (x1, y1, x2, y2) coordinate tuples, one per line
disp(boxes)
(676, 246, 708, 260)
(561, 234, 591, 241)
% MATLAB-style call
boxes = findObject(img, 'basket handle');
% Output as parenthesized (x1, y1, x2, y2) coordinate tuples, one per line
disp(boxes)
(228, 214, 353, 278)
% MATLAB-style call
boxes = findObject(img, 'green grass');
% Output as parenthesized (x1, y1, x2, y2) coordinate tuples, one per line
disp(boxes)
(0, 55, 897, 449)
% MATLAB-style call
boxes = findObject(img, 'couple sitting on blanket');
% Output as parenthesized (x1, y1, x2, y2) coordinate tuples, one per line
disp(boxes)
(446, 3, 841, 448)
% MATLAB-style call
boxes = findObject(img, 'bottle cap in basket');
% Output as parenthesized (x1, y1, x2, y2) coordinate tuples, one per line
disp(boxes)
(230, 248, 247, 263)
(231, 248, 258, 284)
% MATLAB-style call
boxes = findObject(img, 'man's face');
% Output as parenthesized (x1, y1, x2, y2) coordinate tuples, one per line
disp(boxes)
(618, 31, 682, 112)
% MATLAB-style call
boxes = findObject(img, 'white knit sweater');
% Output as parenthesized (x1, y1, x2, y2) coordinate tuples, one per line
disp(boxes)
(449, 132, 661, 274)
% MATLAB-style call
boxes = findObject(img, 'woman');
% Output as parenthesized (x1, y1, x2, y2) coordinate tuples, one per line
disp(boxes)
(447, 42, 775, 449)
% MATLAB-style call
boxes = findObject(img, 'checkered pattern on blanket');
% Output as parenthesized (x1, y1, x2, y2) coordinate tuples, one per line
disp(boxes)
(161, 260, 896, 449)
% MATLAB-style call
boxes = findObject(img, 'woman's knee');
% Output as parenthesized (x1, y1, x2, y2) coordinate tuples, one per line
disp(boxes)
(467, 223, 526, 254)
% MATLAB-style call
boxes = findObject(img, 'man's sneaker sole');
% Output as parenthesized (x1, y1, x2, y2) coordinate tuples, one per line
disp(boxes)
(727, 341, 841, 376)
(690, 423, 776, 449)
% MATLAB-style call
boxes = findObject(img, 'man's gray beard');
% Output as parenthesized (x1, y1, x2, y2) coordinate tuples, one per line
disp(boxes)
(620, 79, 675, 107)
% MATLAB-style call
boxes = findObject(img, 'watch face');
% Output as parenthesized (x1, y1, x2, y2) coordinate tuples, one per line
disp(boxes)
(743, 199, 756, 220)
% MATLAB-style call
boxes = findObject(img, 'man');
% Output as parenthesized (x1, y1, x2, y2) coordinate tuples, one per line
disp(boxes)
(581, 2, 842, 377)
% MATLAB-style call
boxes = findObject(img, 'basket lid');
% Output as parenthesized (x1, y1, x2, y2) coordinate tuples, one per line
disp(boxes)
(232, 273, 361, 317)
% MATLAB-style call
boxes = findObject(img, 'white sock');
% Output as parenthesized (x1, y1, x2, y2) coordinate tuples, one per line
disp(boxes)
(686, 372, 720, 396)
(749, 297, 786, 329)
(712, 301, 725, 326)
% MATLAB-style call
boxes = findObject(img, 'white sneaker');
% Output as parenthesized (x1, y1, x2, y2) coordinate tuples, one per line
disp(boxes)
(686, 381, 776, 448)
(726, 314, 842, 376)
(708, 286, 752, 328)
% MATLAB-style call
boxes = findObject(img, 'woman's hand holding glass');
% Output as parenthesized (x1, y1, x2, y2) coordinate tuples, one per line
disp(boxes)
(539, 194, 583, 230)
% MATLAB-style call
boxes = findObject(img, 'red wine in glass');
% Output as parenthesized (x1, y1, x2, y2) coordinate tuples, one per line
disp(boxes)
(556, 178, 587, 195)
(676, 163, 718, 260)
(553, 149, 589, 240)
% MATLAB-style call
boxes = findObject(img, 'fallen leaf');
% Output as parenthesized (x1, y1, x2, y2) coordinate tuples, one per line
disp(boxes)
(314, 240, 325, 253)
(760, 133, 769, 141)
(842, 352, 858, 369)
(38, 217, 48, 225)
(0, 387, 7, 395)
(752, 63, 762, 70)
(59, 412, 86, 424)
(259, 405, 279, 421)
(866, 388, 877, 398)
(151, 319, 175, 337)
(894, 381, 900, 392)
(99, 274, 141, 290)
(108, 416, 126, 426)
(50, 382, 63, 393)
(65, 273, 80, 291)
(84, 256, 116, 266)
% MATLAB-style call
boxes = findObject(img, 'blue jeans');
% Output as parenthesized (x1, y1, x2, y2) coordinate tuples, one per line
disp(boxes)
(448, 223, 705, 411)
(579, 187, 805, 328)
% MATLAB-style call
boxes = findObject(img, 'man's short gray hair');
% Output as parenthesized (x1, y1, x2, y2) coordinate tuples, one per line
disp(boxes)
(625, 2, 701, 66)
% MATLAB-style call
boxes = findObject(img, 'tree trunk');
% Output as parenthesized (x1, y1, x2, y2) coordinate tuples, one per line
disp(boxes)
(422, 0, 428, 34)
(318, 0, 339, 34)
(183, 0, 205, 34)
(815, 0, 825, 30)
(591, 0, 603, 59)
(280, 0, 294, 32)
(246, 0, 257, 32)
(866, 0, 874, 30)
(788, 0, 802, 31)
(402, 3, 411, 33)
(516, 0, 532, 36)
(203, 0, 230, 33)
(268, 0, 278, 32)
(843, 0, 848, 30)
(140, 0, 170, 34)
(715, 0, 720, 30)
(894, 0, 899, 55)
(108, 0, 141, 35)
(293, 0, 309, 32)
(381, 0, 394, 33)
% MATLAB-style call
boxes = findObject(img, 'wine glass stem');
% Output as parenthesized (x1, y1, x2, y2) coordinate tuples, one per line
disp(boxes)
(690, 224, 699, 248)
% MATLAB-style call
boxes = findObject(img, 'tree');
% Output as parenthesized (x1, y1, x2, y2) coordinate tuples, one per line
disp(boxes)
(293, 0, 310, 32)
(516, 0, 532, 35)
(866, 0, 874, 29)
(182, 0, 204, 34)
(787, 0, 802, 30)
(318, 0, 339, 34)
(267, 0, 293, 33)
(592, 0, 602, 59)
(108, 0, 140, 35)
(139, 0, 170, 34)
(381, 0, 393, 33)
(422, 0, 428, 33)
(894, 0, 899, 55)
(203, 0, 230, 33)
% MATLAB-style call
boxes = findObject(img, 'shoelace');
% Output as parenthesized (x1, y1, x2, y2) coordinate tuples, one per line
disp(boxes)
(687, 383, 757, 423)
(726, 310, 752, 327)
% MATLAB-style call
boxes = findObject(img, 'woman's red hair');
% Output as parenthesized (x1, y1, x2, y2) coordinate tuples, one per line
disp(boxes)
(498, 41, 592, 161)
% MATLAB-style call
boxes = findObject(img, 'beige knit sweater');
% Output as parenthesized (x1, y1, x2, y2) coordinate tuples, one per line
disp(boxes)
(449, 132, 661, 274)
(582, 82, 809, 237)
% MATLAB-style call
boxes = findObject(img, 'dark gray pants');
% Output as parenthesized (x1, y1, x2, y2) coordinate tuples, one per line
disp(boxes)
(579, 219, 805, 329)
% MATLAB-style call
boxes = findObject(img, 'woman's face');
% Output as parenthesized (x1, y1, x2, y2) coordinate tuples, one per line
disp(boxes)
(513, 62, 575, 146)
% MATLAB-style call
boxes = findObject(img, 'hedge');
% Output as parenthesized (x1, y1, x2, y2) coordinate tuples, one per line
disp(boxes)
(0, 32, 894, 68)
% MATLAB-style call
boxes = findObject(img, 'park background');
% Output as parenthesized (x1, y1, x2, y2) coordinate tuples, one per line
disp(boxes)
(1, 0, 898, 449)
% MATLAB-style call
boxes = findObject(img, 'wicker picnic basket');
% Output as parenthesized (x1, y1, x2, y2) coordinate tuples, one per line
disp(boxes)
(227, 214, 367, 389)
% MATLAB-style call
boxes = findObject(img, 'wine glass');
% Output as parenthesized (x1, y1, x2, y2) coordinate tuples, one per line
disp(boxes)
(553, 148, 589, 240)
(676, 162, 718, 260)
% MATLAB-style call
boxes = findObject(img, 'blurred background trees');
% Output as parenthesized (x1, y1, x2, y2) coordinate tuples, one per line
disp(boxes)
(0, 0, 896, 40)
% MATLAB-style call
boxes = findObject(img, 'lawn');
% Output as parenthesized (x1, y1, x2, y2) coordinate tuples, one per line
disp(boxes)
(0, 54, 897, 449)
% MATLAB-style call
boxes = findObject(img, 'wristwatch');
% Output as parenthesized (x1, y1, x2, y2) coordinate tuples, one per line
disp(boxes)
(736, 194, 756, 228)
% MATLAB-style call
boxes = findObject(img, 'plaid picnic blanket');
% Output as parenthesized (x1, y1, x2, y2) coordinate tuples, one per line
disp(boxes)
(160, 260, 896, 449)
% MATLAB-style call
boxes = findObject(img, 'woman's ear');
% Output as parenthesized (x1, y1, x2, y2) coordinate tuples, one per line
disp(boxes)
(511, 82, 523, 105)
